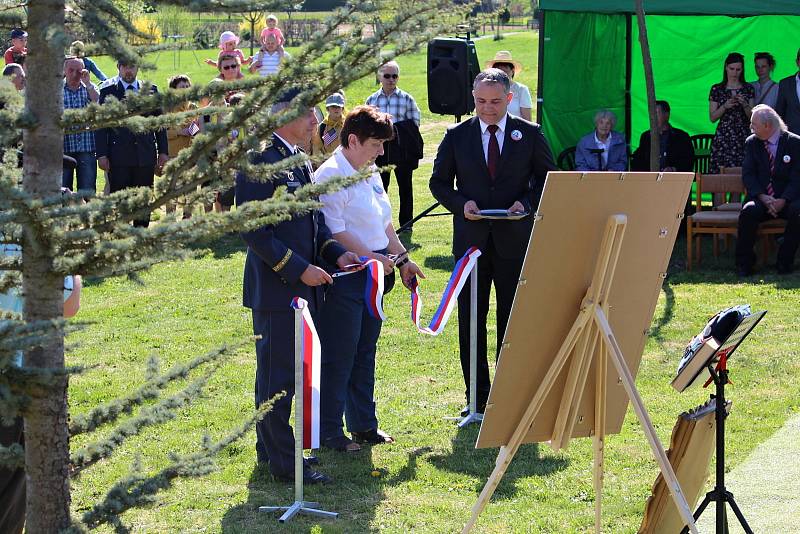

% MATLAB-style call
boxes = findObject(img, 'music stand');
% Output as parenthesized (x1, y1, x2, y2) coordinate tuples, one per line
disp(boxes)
(679, 310, 766, 534)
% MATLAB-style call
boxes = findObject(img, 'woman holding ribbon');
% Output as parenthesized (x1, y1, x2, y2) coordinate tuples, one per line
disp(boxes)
(315, 105, 424, 452)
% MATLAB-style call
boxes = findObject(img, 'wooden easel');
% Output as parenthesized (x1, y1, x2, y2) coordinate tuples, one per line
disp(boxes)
(463, 215, 698, 534)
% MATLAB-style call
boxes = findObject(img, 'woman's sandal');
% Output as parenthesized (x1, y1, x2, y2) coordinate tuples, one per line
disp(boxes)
(321, 435, 361, 453)
(351, 428, 394, 445)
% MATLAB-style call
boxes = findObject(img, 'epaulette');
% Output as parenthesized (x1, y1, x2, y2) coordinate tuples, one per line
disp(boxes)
(259, 137, 274, 153)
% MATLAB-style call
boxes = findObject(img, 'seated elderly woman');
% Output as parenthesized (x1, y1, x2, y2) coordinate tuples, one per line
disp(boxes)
(575, 110, 628, 171)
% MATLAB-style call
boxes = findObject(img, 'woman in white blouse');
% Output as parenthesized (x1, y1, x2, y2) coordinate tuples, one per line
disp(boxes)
(487, 51, 532, 121)
(314, 105, 424, 452)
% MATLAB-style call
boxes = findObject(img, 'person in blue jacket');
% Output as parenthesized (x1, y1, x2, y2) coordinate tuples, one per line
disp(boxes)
(575, 109, 628, 171)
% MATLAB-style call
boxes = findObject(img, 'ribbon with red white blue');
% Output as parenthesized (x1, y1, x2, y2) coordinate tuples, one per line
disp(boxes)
(290, 297, 320, 450)
(361, 257, 386, 321)
(410, 246, 481, 336)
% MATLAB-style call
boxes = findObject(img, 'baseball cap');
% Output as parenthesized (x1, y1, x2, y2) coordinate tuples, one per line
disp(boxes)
(325, 93, 345, 108)
(10, 28, 27, 40)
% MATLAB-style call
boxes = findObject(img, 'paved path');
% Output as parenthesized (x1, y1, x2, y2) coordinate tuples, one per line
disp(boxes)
(696, 413, 800, 533)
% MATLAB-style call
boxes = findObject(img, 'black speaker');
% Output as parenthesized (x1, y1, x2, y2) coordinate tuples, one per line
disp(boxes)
(427, 38, 480, 117)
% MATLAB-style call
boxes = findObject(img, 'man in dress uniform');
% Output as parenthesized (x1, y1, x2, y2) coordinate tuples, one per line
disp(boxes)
(236, 88, 359, 483)
(429, 69, 556, 415)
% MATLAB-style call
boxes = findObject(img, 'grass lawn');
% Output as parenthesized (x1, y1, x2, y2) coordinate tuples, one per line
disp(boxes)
(68, 32, 800, 532)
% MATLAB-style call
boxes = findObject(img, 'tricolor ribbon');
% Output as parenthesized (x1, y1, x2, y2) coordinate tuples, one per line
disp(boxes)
(361, 257, 386, 320)
(290, 297, 320, 450)
(410, 247, 481, 336)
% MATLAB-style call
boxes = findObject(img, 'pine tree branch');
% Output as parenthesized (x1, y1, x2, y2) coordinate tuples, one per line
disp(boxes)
(80, 394, 283, 529)
(0, 270, 20, 293)
(0, 443, 24, 470)
(70, 370, 213, 476)
(69, 341, 245, 435)
(76, 0, 152, 66)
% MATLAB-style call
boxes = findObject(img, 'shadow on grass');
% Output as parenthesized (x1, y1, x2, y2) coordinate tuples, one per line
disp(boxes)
(220, 445, 434, 533)
(649, 277, 675, 343)
(423, 255, 455, 272)
(428, 423, 569, 498)
(188, 232, 246, 260)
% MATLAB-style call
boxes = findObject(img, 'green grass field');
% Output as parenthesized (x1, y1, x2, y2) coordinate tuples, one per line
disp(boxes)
(68, 32, 800, 532)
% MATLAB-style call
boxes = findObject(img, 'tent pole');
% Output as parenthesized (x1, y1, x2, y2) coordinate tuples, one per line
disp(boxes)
(536, 9, 545, 125)
(625, 13, 632, 149)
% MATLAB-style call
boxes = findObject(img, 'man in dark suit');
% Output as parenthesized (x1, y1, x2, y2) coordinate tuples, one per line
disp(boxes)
(96, 61, 169, 227)
(736, 104, 800, 276)
(774, 49, 800, 135)
(631, 100, 694, 172)
(236, 89, 359, 483)
(429, 69, 556, 414)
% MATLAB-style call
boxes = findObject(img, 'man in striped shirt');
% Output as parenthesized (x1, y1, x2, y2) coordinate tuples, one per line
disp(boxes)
(366, 60, 422, 230)
(63, 57, 99, 192)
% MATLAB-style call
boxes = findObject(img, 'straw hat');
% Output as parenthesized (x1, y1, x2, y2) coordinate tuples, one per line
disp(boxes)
(485, 50, 523, 74)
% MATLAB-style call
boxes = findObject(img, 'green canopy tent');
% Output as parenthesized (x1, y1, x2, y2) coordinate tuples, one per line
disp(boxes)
(536, 1, 800, 162)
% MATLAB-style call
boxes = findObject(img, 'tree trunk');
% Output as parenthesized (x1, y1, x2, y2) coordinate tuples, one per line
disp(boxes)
(22, 0, 71, 530)
(635, 0, 660, 172)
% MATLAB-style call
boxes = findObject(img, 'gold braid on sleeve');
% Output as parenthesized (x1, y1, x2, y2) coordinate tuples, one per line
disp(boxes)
(273, 249, 293, 272)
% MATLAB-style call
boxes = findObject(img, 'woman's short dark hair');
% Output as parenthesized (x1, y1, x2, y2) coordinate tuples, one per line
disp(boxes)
(168, 74, 191, 89)
(720, 52, 745, 85)
(340, 105, 394, 148)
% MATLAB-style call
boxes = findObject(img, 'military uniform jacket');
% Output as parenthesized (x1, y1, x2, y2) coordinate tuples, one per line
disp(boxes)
(429, 114, 556, 259)
(96, 80, 168, 166)
(237, 135, 346, 312)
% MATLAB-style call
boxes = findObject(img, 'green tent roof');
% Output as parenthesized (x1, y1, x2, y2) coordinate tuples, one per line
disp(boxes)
(540, 0, 800, 16)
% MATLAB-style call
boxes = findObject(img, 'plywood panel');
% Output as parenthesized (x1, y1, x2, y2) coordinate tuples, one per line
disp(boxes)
(476, 171, 693, 448)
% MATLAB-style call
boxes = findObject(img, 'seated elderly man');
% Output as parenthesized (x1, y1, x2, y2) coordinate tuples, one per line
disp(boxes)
(631, 100, 694, 172)
(575, 109, 627, 171)
(736, 104, 800, 276)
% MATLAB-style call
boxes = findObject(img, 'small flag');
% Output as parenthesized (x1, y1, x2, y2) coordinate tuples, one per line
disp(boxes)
(290, 297, 320, 449)
(187, 121, 200, 136)
(322, 126, 337, 146)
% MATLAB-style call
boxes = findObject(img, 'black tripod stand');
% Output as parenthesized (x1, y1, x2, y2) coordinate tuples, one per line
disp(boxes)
(680, 354, 752, 534)
(679, 310, 766, 534)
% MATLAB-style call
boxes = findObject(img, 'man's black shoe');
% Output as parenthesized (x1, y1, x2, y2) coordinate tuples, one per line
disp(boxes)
(777, 263, 794, 275)
(736, 266, 753, 278)
(273, 468, 332, 485)
(304, 455, 319, 466)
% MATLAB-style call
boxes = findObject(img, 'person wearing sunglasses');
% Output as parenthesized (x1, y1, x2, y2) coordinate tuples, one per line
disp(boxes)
(365, 61, 423, 234)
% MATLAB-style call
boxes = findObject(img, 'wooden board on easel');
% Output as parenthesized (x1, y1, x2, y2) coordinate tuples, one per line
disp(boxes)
(463, 171, 697, 534)
(477, 172, 693, 448)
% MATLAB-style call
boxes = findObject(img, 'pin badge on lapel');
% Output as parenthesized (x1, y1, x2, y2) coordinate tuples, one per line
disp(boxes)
(784, 155, 791, 163)
(510, 130, 523, 141)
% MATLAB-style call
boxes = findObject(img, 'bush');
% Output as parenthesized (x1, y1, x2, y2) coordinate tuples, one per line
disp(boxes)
(301, 0, 347, 9)
(193, 27, 212, 49)
(130, 16, 162, 45)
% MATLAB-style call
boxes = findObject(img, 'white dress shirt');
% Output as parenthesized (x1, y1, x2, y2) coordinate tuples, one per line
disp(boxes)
(479, 114, 508, 163)
(315, 147, 392, 251)
(121, 80, 139, 93)
(795, 74, 800, 107)
(594, 131, 612, 168)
